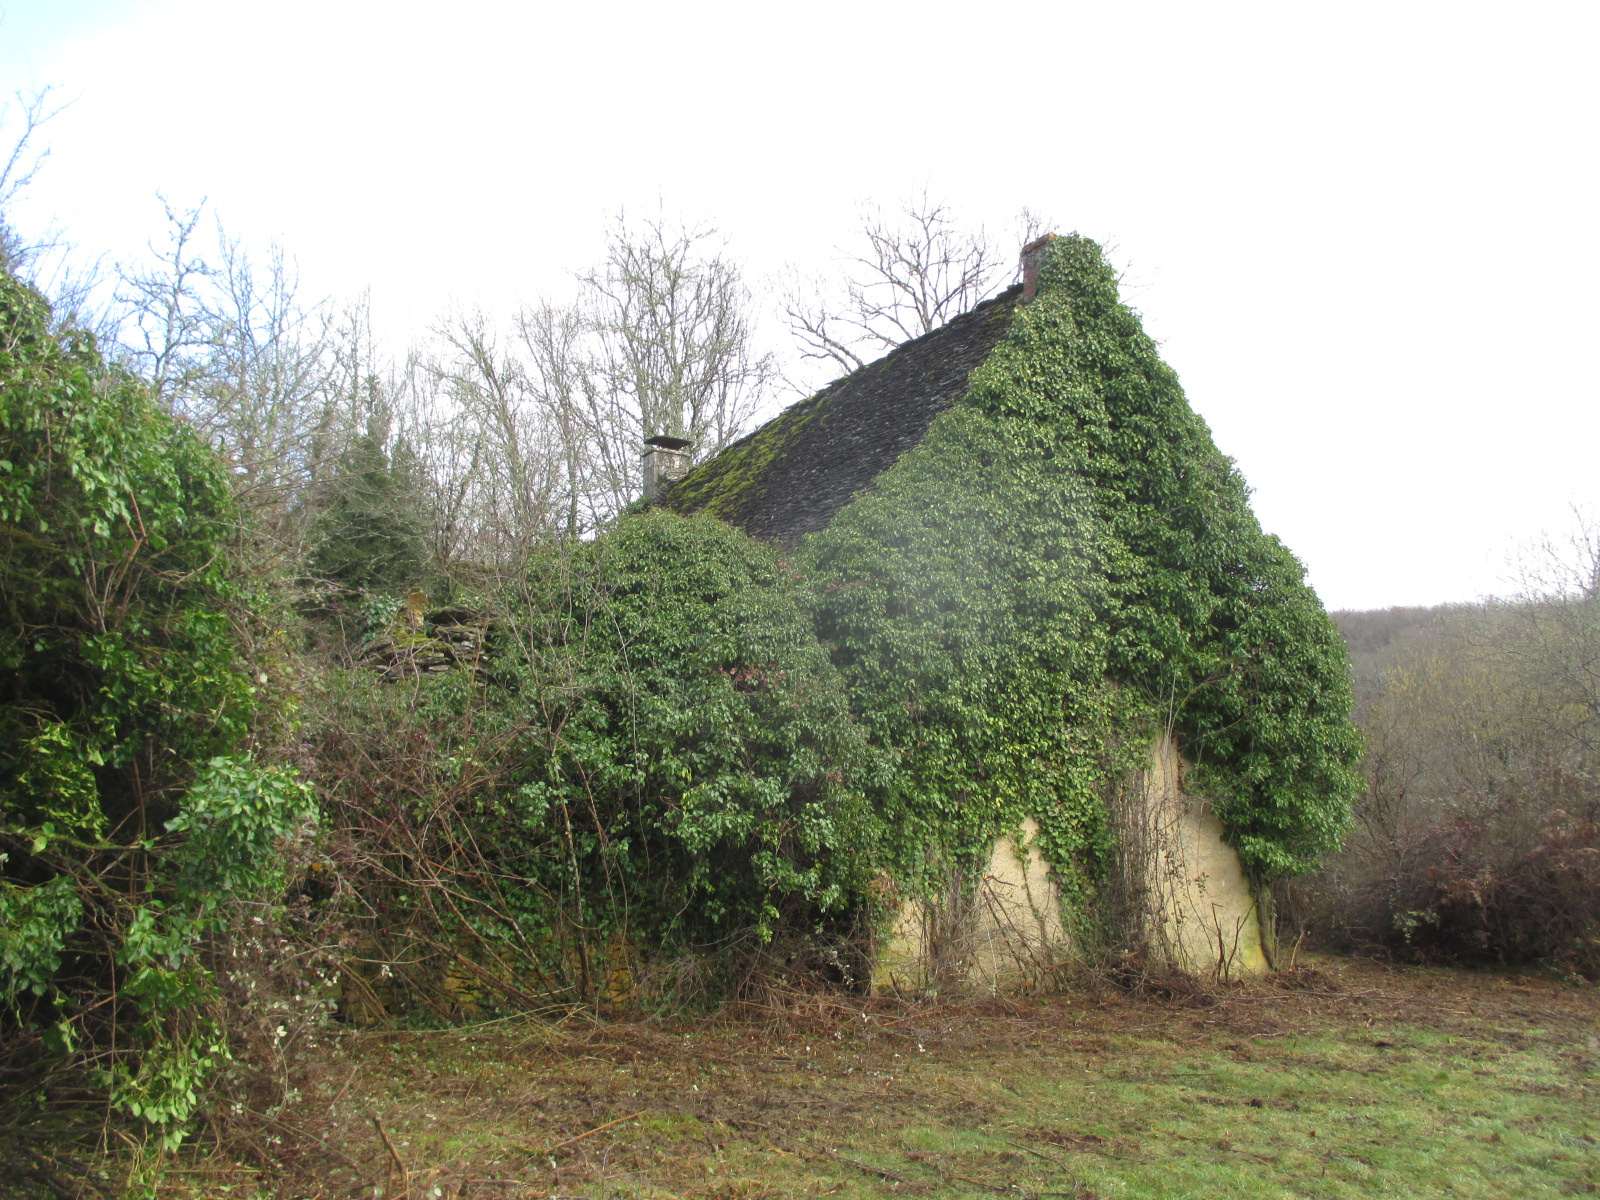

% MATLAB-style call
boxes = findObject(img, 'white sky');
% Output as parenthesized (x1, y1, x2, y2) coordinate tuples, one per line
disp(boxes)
(2, 0, 1595, 610)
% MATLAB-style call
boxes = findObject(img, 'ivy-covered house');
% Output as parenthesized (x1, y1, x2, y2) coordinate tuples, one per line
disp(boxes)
(659, 235, 1362, 984)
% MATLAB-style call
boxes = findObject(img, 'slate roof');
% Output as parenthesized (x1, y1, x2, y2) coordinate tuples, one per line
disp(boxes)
(663, 284, 1023, 546)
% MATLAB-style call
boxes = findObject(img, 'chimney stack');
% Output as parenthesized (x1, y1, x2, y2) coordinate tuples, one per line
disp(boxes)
(1020, 234, 1055, 301)
(642, 435, 692, 500)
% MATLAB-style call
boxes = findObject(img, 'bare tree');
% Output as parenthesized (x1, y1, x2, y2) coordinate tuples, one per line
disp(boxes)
(784, 196, 1052, 379)
(497, 214, 774, 535)
(0, 87, 115, 335)
(301, 212, 779, 573)
(1490, 508, 1600, 758)
(114, 200, 217, 399)
(204, 234, 346, 511)
(1510, 506, 1600, 604)
(113, 203, 380, 555)
(582, 214, 772, 454)
(517, 302, 603, 536)
(0, 87, 63, 276)
(430, 308, 569, 561)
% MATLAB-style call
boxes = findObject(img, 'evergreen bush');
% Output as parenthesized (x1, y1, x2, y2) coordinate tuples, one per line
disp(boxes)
(0, 272, 314, 1144)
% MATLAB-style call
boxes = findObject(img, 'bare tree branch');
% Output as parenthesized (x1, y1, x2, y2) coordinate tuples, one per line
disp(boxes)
(0, 87, 67, 276)
(782, 194, 1054, 389)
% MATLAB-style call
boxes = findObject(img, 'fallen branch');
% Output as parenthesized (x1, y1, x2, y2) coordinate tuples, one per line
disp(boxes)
(825, 1148, 925, 1190)
(371, 1113, 409, 1198)
(541, 1110, 647, 1155)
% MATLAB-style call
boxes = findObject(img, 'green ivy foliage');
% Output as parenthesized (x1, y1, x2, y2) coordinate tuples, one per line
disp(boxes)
(473, 511, 886, 973)
(321, 237, 1357, 1012)
(0, 271, 314, 1142)
(803, 235, 1362, 887)
(423, 237, 1360, 988)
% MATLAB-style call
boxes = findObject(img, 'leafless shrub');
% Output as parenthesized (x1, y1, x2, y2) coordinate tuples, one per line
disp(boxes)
(1292, 551, 1600, 979)
(1287, 786, 1600, 978)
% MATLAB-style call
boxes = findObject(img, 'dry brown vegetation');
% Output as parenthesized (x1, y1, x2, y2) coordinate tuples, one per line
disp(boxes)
(1299, 591, 1600, 979)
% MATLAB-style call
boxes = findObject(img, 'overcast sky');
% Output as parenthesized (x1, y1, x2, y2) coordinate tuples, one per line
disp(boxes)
(2, 0, 1595, 610)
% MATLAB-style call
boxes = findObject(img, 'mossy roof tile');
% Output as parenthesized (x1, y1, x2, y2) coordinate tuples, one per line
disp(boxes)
(664, 285, 1022, 546)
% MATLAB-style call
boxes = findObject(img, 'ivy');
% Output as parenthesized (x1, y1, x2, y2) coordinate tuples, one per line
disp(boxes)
(801, 235, 1362, 898)
(422, 237, 1361, 988)
(0, 875, 82, 1005)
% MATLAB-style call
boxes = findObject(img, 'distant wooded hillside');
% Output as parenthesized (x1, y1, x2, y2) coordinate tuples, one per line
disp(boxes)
(1298, 581, 1600, 977)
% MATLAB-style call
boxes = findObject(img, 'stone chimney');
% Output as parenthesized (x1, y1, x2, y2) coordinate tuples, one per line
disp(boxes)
(641, 435, 692, 500)
(1020, 234, 1055, 301)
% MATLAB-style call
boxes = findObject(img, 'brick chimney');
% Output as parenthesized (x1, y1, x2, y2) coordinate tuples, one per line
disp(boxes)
(1020, 234, 1055, 301)
(642, 435, 692, 500)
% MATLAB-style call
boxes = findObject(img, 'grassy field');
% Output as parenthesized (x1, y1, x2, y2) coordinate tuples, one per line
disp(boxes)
(58, 957, 1600, 1198)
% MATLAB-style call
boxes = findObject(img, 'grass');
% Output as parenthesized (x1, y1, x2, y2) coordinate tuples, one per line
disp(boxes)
(12, 956, 1599, 1198)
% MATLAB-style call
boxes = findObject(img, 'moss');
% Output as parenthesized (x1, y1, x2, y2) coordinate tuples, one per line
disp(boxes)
(664, 387, 829, 519)
(665, 290, 1020, 546)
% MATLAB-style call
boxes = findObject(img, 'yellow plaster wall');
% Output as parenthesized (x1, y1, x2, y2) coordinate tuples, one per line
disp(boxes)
(872, 735, 1268, 993)
(1136, 737, 1269, 977)
(873, 817, 1072, 995)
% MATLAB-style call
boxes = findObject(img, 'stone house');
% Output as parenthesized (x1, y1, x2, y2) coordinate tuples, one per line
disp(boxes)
(651, 235, 1357, 989)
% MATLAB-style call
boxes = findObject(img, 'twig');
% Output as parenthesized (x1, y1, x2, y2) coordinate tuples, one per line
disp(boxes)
(825, 1148, 924, 1190)
(1165, 1132, 1276, 1164)
(234, 1108, 364, 1173)
(371, 1112, 409, 1197)
(952, 1175, 1010, 1193)
(1006, 1139, 1054, 1161)
(541, 1109, 646, 1154)
(1286, 927, 1309, 970)
(329, 1063, 362, 1107)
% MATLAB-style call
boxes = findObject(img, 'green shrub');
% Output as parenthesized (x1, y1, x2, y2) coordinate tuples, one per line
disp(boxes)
(0, 272, 314, 1144)
(512, 512, 885, 946)
(314, 510, 885, 1009)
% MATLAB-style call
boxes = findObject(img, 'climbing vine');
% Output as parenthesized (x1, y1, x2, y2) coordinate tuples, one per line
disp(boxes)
(312, 236, 1361, 1015)
(801, 235, 1362, 904)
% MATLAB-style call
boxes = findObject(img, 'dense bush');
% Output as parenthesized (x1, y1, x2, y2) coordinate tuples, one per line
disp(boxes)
(0, 272, 315, 1144)
(310, 510, 885, 1010)
(504, 512, 885, 947)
